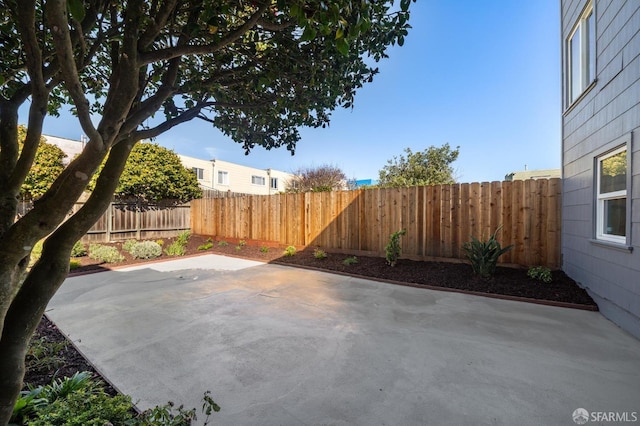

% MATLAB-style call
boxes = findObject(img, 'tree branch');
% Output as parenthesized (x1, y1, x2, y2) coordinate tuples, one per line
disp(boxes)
(45, 0, 101, 146)
(138, 0, 180, 49)
(140, 1, 270, 65)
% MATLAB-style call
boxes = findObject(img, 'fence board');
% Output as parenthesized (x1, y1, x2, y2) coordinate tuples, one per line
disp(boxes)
(190, 178, 563, 267)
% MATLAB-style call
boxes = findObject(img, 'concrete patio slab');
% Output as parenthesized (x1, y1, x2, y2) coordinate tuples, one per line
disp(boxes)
(47, 255, 640, 425)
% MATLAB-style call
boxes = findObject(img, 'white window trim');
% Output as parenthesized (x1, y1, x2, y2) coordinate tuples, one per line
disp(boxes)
(251, 175, 266, 186)
(217, 170, 229, 186)
(270, 177, 278, 190)
(566, 1, 595, 107)
(192, 167, 204, 180)
(595, 145, 627, 244)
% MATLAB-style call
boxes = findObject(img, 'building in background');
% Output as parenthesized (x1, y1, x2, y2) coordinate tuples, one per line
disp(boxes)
(561, 0, 639, 338)
(42, 134, 86, 165)
(504, 168, 561, 181)
(179, 155, 294, 195)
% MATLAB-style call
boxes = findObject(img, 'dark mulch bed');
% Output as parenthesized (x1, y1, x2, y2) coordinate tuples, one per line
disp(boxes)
(273, 250, 597, 307)
(71, 234, 596, 308)
(25, 316, 118, 396)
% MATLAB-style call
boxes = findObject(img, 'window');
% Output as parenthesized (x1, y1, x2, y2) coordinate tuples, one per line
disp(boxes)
(251, 175, 266, 186)
(596, 146, 627, 243)
(191, 167, 204, 180)
(566, 2, 595, 105)
(217, 171, 229, 185)
(270, 177, 278, 190)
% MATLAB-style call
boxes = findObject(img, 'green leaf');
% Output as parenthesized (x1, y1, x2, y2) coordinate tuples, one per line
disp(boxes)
(400, 0, 411, 12)
(335, 38, 349, 55)
(301, 26, 317, 41)
(68, 0, 85, 21)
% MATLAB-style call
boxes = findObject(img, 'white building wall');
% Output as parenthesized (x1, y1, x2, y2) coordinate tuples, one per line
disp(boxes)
(42, 134, 85, 165)
(178, 155, 294, 195)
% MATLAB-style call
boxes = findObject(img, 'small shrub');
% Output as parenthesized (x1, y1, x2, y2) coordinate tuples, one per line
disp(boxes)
(238, 239, 247, 247)
(69, 259, 81, 270)
(176, 230, 191, 245)
(343, 256, 358, 266)
(130, 241, 162, 259)
(235, 245, 242, 251)
(260, 246, 270, 253)
(218, 240, 229, 246)
(89, 244, 125, 263)
(122, 239, 138, 253)
(462, 226, 514, 279)
(70, 241, 87, 257)
(156, 239, 165, 246)
(27, 387, 134, 426)
(283, 246, 296, 256)
(13, 374, 220, 426)
(528, 266, 553, 283)
(385, 229, 406, 267)
(313, 248, 327, 259)
(25, 335, 67, 373)
(198, 242, 214, 251)
(165, 241, 186, 257)
(138, 391, 220, 426)
(206, 237, 213, 243)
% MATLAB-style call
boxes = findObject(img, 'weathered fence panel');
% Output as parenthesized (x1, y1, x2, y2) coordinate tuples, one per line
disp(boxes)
(191, 179, 562, 267)
(78, 201, 190, 242)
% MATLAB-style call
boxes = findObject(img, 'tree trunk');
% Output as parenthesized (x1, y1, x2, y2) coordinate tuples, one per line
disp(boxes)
(0, 139, 134, 425)
(0, 247, 70, 425)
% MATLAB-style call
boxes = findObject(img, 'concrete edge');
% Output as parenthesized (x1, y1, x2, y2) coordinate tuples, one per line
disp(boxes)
(67, 252, 598, 312)
(270, 261, 600, 312)
(42, 312, 144, 414)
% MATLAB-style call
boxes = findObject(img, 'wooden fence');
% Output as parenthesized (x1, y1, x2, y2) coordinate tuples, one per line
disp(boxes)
(74, 201, 191, 242)
(191, 178, 562, 268)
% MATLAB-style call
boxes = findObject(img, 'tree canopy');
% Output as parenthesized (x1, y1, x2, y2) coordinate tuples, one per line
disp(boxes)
(378, 144, 460, 187)
(17, 126, 67, 200)
(286, 164, 347, 192)
(90, 143, 202, 202)
(0, 0, 416, 421)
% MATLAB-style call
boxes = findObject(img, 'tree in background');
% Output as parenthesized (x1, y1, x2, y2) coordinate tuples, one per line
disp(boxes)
(90, 143, 202, 203)
(286, 164, 347, 192)
(378, 144, 460, 187)
(0, 0, 416, 419)
(17, 126, 67, 200)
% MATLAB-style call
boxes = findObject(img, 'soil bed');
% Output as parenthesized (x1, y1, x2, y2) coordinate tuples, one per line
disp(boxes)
(71, 234, 596, 308)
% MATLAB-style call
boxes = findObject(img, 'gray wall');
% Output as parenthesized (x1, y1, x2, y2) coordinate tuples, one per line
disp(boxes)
(561, 0, 640, 339)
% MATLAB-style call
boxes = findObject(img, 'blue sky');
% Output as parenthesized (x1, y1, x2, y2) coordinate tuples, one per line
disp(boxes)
(40, 0, 561, 183)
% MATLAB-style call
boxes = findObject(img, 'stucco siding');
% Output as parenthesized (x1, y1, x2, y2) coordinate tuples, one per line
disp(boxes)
(561, 0, 640, 339)
(178, 155, 294, 195)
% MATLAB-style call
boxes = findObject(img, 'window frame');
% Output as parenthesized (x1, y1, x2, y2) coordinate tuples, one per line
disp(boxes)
(217, 170, 229, 186)
(594, 141, 630, 246)
(192, 167, 204, 180)
(566, 1, 595, 107)
(251, 175, 266, 186)
(270, 177, 278, 190)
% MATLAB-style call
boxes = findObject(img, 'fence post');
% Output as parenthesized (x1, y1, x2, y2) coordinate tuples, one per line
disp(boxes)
(106, 202, 113, 242)
(136, 199, 141, 240)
